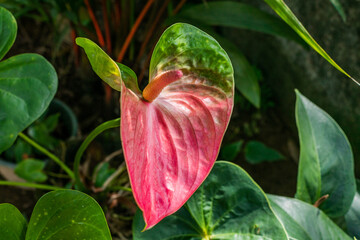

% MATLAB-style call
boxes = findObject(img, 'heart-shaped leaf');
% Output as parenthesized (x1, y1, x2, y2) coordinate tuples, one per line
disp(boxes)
(269, 195, 351, 240)
(133, 161, 288, 239)
(77, 23, 234, 229)
(0, 7, 16, 61)
(295, 90, 356, 217)
(14, 159, 47, 182)
(0, 7, 58, 153)
(0, 203, 27, 240)
(25, 190, 112, 240)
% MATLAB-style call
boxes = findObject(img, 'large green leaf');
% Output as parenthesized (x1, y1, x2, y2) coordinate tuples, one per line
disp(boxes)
(133, 161, 288, 239)
(295, 90, 356, 217)
(269, 195, 351, 240)
(25, 190, 112, 240)
(344, 182, 360, 239)
(0, 7, 16, 61)
(174, 1, 306, 46)
(0, 54, 58, 153)
(0, 203, 27, 240)
(263, 0, 358, 85)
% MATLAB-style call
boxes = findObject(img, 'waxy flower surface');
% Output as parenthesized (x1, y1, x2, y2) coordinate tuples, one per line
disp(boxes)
(77, 23, 234, 229)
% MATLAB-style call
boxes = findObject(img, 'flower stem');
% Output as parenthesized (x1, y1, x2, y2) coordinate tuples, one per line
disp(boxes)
(74, 118, 121, 191)
(18, 132, 75, 180)
(0, 180, 63, 191)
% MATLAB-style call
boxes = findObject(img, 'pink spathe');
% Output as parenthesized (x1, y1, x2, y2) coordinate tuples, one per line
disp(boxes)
(121, 70, 233, 229)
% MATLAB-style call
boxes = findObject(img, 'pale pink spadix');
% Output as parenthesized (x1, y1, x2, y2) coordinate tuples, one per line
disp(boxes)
(121, 68, 233, 229)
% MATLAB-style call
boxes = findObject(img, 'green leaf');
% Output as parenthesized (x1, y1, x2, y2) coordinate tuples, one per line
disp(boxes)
(25, 190, 112, 240)
(76, 37, 141, 95)
(269, 195, 351, 240)
(0, 7, 17, 61)
(0, 54, 58, 153)
(263, 0, 358, 85)
(329, 0, 346, 22)
(133, 161, 288, 239)
(219, 140, 243, 161)
(0, 203, 27, 240)
(295, 90, 356, 217)
(14, 158, 47, 182)
(94, 162, 116, 187)
(345, 185, 360, 239)
(150, 23, 234, 96)
(244, 141, 284, 164)
(215, 35, 261, 108)
(174, 1, 306, 46)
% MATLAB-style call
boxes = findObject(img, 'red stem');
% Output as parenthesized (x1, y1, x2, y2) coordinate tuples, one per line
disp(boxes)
(116, 0, 155, 62)
(173, 0, 187, 15)
(71, 28, 79, 67)
(136, 0, 171, 64)
(84, 0, 105, 47)
(102, 0, 112, 53)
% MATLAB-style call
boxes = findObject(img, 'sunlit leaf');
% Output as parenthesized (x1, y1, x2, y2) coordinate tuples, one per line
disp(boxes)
(133, 162, 288, 239)
(263, 0, 358, 85)
(25, 190, 111, 240)
(78, 23, 234, 229)
(295, 90, 356, 217)
(269, 195, 351, 239)
(0, 203, 27, 240)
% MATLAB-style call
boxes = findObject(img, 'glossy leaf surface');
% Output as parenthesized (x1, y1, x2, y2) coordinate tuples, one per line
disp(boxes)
(295, 90, 355, 217)
(14, 158, 47, 182)
(0, 7, 16, 61)
(0, 203, 27, 240)
(133, 161, 288, 239)
(263, 0, 358, 85)
(269, 195, 351, 240)
(174, 1, 305, 46)
(78, 23, 234, 229)
(244, 141, 284, 164)
(25, 190, 111, 240)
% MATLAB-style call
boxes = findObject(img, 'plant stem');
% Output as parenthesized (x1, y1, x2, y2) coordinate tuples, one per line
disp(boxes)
(116, 0, 155, 62)
(74, 118, 121, 191)
(0, 180, 63, 191)
(18, 132, 75, 180)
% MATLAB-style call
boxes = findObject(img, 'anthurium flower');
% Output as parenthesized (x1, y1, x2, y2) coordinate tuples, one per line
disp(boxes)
(76, 23, 234, 229)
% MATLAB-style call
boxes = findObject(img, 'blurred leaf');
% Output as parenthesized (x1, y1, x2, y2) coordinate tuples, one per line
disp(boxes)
(269, 195, 351, 239)
(0, 203, 27, 240)
(175, 1, 306, 46)
(219, 140, 243, 161)
(94, 162, 116, 187)
(345, 181, 360, 239)
(295, 90, 356, 217)
(244, 140, 284, 164)
(14, 158, 47, 182)
(0, 7, 16, 61)
(329, 0, 346, 22)
(26, 190, 112, 240)
(4, 138, 32, 163)
(27, 114, 60, 150)
(263, 0, 358, 85)
(133, 161, 288, 239)
(217, 36, 261, 108)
